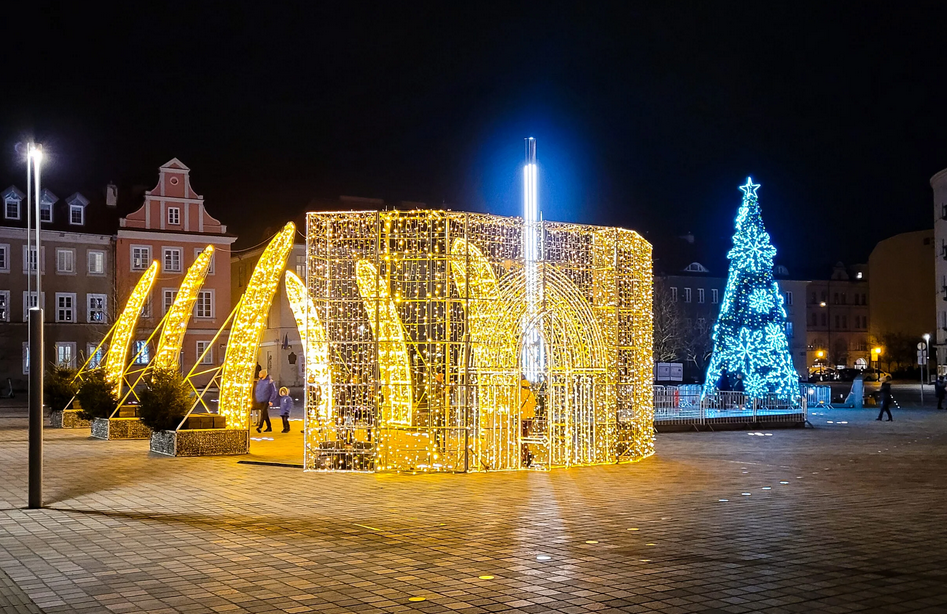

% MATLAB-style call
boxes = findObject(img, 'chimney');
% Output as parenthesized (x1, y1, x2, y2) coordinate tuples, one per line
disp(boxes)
(106, 183, 118, 207)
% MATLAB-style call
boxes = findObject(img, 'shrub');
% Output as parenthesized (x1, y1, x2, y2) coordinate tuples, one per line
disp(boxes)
(45, 364, 79, 412)
(76, 370, 119, 420)
(138, 368, 192, 432)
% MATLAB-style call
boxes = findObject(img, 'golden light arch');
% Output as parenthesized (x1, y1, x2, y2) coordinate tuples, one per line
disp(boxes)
(105, 261, 159, 391)
(153, 245, 215, 371)
(218, 223, 296, 429)
(284, 270, 333, 422)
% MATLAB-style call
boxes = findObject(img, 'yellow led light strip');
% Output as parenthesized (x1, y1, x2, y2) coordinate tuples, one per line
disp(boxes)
(218, 223, 296, 430)
(284, 271, 333, 421)
(153, 245, 215, 371)
(105, 261, 159, 392)
(355, 260, 413, 426)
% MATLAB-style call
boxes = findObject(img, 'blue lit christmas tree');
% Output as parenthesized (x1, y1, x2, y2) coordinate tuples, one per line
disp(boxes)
(703, 178, 800, 400)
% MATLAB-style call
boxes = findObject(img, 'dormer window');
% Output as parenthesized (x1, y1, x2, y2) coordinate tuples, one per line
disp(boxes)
(4, 197, 20, 220)
(683, 262, 709, 273)
(39, 201, 52, 222)
(70, 205, 84, 225)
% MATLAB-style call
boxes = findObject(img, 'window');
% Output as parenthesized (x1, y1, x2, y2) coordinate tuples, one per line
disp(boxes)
(131, 245, 151, 271)
(821, 290, 827, 301)
(22, 292, 45, 321)
(5, 198, 20, 219)
(785, 291, 793, 306)
(862, 293, 867, 305)
(22, 246, 44, 273)
(785, 322, 794, 338)
(140, 296, 152, 319)
(55, 293, 76, 322)
(40, 202, 52, 223)
(167, 207, 180, 225)
(87, 343, 106, 369)
(841, 293, 847, 305)
(0, 290, 8, 321)
(0, 244, 8, 272)
(711, 288, 719, 304)
(88, 250, 105, 275)
(133, 341, 150, 365)
(22, 343, 29, 375)
(87, 294, 107, 323)
(196, 340, 213, 365)
(809, 313, 816, 327)
(810, 292, 816, 304)
(833, 292, 839, 305)
(56, 248, 75, 274)
(820, 313, 826, 326)
(163, 289, 178, 314)
(195, 290, 213, 318)
(696, 317, 707, 332)
(684, 288, 692, 303)
(295, 254, 306, 279)
(69, 205, 84, 225)
(671, 287, 678, 302)
(841, 316, 848, 329)
(55, 342, 76, 368)
(835, 315, 840, 329)
(194, 248, 215, 274)
(163, 247, 182, 272)
(697, 288, 705, 304)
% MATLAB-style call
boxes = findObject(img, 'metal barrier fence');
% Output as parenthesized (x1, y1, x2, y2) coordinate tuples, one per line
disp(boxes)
(801, 383, 833, 408)
(654, 385, 808, 426)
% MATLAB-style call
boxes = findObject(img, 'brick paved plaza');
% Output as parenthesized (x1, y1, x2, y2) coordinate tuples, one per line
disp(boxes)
(2, 407, 947, 614)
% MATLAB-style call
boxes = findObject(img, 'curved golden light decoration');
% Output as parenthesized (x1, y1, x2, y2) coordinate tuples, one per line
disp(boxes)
(218, 223, 296, 430)
(153, 245, 215, 371)
(284, 271, 333, 421)
(355, 260, 413, 426)
(105, 261, 159, 390)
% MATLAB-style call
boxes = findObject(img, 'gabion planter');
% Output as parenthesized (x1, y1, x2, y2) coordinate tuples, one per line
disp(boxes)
(50, 409, 91, 429)
(150, 429, 249, 457)
(91, 417, 152, 440)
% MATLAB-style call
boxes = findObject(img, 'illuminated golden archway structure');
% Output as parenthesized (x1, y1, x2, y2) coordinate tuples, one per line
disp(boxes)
(304, 210, 653, 472)
(153, 246, 215, 370)
(105, 261, 159, 392)
(284, 270, 333, 426)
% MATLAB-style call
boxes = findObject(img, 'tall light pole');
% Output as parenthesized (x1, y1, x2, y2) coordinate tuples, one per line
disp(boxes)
(27, 144, 44, 509)
(923, 333, 931, 386)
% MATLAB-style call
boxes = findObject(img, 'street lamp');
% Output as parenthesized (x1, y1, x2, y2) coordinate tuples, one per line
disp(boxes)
(872, 346, 882, 377)
(923, 333, 931, 385)
(26, 143, 44, 509)
(816, 349, 825, 378)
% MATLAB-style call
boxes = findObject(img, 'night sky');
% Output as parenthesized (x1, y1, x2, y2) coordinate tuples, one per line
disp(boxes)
(4, 2, 947, 276)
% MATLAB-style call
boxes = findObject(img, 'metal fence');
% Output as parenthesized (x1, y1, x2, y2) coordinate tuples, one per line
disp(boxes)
(654, 385, 807, 426)
(801, 383, 833, 408)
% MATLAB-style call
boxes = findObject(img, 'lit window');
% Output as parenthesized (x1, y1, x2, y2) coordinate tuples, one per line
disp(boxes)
(22, 342, 29, 375)
(56, 248, 75, 274)
(168, 207, 180, 225)
(163, 247, 182, 272)
(4, 198, 20, 220)
(195, 291, 213, 318)
(196, 340, 213, 365)
(139, 296, 152, 319)
(88, 250, 105, 274)
(194, 247, 215, 274)
(856, 271, 863, 279)
(0, 290, 9, 322)
(55, 342, 76, 368)
(295, 254, 306, 279)
(133, 341, 150, 365)
(131, 246, 151, 271)
(0, 244, 8, 272)
(55, 293, 76, 322)
(785, 322, 794, 338)
(69, 205, 84, 225)
(163, 289, 178, 314)
(87, 343, 106, 368)
(87, 294, 107, 323)
(40, 202, 52, 223)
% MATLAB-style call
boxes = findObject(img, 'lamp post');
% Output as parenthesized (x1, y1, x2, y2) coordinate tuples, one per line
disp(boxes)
(816, 349, 825, 378)
(27, 143, 44, 509)
(872, 346, 882, 378)
(923, 333, 931, 386)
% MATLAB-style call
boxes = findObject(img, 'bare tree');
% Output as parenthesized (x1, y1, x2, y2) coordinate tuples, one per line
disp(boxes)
(653, 282, 684, 362)
(682, 316, 714, 374)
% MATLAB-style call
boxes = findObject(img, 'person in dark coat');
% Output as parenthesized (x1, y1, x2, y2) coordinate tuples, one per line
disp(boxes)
(935, 376, 946, 410)
(876, 378, 893, 422)
(255, 370, 276, 433)
(278, 387, 293, 433)
(716, 368, 732, 392)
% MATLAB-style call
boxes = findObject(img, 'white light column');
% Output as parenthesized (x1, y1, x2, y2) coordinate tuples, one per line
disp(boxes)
(522, 137, 545, 383)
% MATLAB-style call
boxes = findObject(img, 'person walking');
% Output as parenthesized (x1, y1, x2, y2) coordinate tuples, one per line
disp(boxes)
(255, 370, 276, 433)
(876, 377, 893, 422)
(935, 376, 946, 410)
(278, 387, 294, 433)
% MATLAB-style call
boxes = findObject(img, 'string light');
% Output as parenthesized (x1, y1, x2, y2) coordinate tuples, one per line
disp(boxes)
(703, 178, 800, 401)
(153, 246, 214, 370)
(284, 270, 333, 425)
(218, 223, 296, 430)
(105, 261, 159, 392)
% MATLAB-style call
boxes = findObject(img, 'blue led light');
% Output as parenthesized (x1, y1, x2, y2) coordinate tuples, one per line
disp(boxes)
(703, 177, 800, 401)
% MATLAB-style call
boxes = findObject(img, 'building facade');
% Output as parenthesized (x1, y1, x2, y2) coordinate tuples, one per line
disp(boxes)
(116, 159, 235, 377)
(1, 184, 116, 390)
(932, 167, 947, 372)
(805, 262, 871, 370)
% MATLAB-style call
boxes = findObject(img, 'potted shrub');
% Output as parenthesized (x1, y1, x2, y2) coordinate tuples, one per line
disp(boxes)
(46, 364, 85, 428)
(139, 368, 191, 432)
(76, 370, 119, 421)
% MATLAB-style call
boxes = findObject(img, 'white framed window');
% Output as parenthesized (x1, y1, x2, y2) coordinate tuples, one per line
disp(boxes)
(88, 250, 106, 275)
(785, 291, 793, 306)
(195, 290, 214, 319)
(194, 248, 215, 274)
(0, 290, 9, 322)
(22, 342, 29, 375)
(697, 288, 705, 304)
(684, 288, 692, 303)
(711, 288, 719, 304)
(671, 287, 678, 302)
(168, 207, 180, 225)
(131, 245, 151, 271)
(4, 198, 20, 220)
(139, 296, 152, 319)
(22, 292, 45, 321)
(163, 289, 178, 314)
(87, 343, 106, 369)
(39, 202, 52, 223)
(69, 205, 84, 225)
(55, 292, 76, 322)
(0, 244, 9, 272)
(22, 246, 45, 273)
(133, 341, 150, 365)
(56, 248, 75, 274)
(55, 342, 76, 368)
(163, 247, 182, 272)
(87, 294, 107, 323)
(196, 340, 213, 365)
(295, 254, 306, 279)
